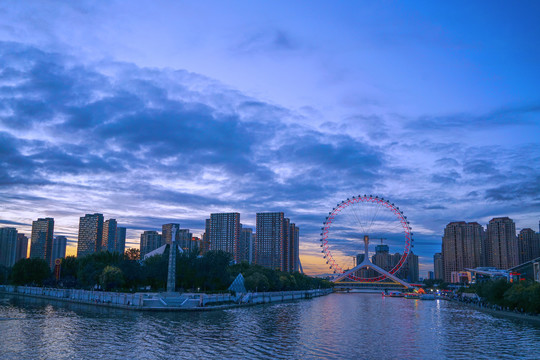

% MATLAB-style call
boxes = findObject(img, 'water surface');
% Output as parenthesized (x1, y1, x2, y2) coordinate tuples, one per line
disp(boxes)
(1, 293, 538, 359)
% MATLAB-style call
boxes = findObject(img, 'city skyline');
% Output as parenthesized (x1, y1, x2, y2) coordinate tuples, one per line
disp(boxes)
(3, 210, 538, 277)
(1, 2, 539, 276)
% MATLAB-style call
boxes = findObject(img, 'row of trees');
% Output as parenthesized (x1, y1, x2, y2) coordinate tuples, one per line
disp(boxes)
(474, 279, 540, 314)
(1, 247, 332, 293)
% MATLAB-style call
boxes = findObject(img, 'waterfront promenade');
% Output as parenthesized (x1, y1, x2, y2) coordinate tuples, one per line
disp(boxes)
(0, 285, 331, 311)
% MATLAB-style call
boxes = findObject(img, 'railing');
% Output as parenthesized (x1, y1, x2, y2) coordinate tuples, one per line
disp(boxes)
(0, 285, 333, 309)
(0, 285, 144, 307)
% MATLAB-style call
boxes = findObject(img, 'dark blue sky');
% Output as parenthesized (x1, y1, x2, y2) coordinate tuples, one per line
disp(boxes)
(0, 1, 539, 275)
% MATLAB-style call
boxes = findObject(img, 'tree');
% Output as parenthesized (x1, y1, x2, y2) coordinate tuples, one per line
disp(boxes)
(0, 265, 10, 285)
(196, 250, 232, 291)
(476, 279, 512, 305)
(125, 248, 140, 261)
(245, 272, 270, 291)
(143, 254, 168, 290)
(10, 258, 51, 285)
(119, 259, 143, 290)
(59, 256, 79, 287)
(77, 251, 123, 288)
(176, 251, 197, 291)
(100, 266, 125, 290)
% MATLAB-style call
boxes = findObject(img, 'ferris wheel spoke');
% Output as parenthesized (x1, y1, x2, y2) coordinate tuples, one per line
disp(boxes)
(366, 200, 383, 234)
(349, 201, 366, 234)
(321, 195, 410, 282)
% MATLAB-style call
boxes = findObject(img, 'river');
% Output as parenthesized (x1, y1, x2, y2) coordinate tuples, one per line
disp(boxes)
(1, 292, 539, 359)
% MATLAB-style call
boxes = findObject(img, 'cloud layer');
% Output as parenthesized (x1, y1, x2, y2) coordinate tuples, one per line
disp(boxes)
(1, 1, 540, 276)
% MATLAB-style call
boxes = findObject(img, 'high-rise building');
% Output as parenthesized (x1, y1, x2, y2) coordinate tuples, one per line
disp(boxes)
(51, 236, 67, 262)
(442, 221, 485, 282)
(115, 227, 126, 254)
(191, 236, 202, 254)
(369, 246, 418, 282)
(289, 223, 300, 272)
(162, 223, 180, 246)
(428, 271, 435, 280)
(405, 252, 419, 283)
(238, 226, 253, 263)
(77, 213, 104, 258)
(30, 217, 55, 267)
(434, 252, 444, 281)
(15, 233, 28, 262)
(487, 217, 517, 269)
(282, 217, 290, 271)
(140, 231, 162, 258)
(201, 219, 211, 254)
(178, 229, 193, 252)
(255, 212, 285, 271)
(209, 213, 240, 261)
(354, 253, 369, 278)
(372, 244, 392, 271)
(518, 228, 540, 264)
(0, 227, 18, 267)
(102, 219, 117, 253)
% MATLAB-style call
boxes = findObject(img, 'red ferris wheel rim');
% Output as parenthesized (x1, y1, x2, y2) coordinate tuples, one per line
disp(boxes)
(320, 195, 413, 282)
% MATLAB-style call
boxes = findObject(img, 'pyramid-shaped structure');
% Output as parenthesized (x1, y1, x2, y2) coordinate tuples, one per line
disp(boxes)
(228, 273, 247, 294)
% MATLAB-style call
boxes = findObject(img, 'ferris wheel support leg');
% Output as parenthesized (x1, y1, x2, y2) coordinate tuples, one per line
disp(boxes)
(332, 260, 412, 289)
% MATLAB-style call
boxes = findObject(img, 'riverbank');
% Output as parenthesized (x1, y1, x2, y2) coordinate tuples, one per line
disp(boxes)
(0, 285, 332, 311)
(448, 297, 540, 326)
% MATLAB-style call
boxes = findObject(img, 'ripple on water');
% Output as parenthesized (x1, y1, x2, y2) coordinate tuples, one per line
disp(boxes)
(1, 293, 540, 359)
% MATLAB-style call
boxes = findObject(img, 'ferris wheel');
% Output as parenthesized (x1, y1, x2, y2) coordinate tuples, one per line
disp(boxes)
(320, 195, 413, 283)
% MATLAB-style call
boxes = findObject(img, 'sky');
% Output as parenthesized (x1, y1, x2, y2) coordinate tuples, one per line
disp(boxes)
(0, 1, 539, 276)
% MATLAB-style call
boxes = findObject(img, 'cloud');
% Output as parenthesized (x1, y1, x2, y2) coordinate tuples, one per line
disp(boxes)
(406, 103, 540, 131)
(485, 176, 540, 202)
(1, 40, 539, 276)
(423, 205, 447, 210)
(0, 40, 387, 223)
(0, 219, 30, 226)
(235, 29, 301, 54)
(463, 160, 499, 175)
(435, 157, 459, 168)
(431, 170, 461, 185)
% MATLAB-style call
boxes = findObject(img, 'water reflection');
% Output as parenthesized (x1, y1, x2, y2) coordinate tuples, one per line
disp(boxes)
(1, 293, 539, 359)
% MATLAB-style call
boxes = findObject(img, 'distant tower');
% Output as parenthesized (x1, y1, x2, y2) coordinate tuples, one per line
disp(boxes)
(518, 228, 539, 264)
(77, 213, 103, 258)
(102, 219, 118, 253)
(51, 236, 67, 263)
(442, 221, 484, 282)
(0, 227, 18, 267)
(115, 227, 126, 254)
(487, 217, 517, 269)
(162, 223, 180, 245)
(209, 213, 240, 261)
(282, 217, 291, 271)
(167, 226, 178, 293)
(15, 233, 28, 262)
(201, 219, 211, 254)
(255, 212, 287, 271)
(177, 229, 193, 252)
(238, 226, 253, 263)
(30, 217, 55, 267)
(139, 231, 162, 258)
(406, 252, 419, 282)
(289, 223, 300, 272)
(433, 252, 444, 281)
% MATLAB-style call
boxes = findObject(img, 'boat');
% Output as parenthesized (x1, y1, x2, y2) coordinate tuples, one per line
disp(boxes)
(404, 293, 421, 299)
(382, 291, 404, 297)
(419, 294, 436, 300)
